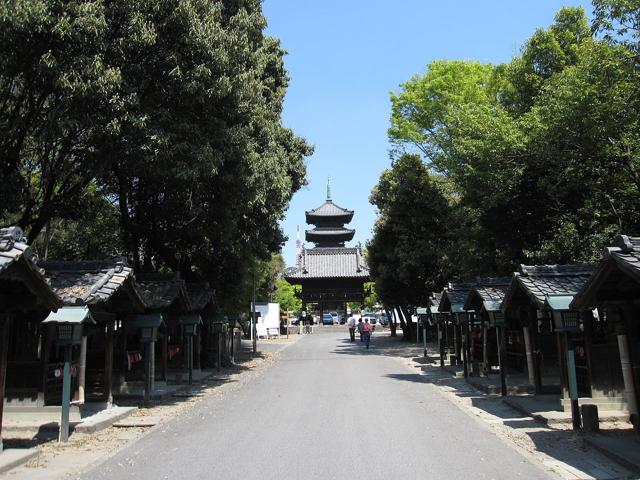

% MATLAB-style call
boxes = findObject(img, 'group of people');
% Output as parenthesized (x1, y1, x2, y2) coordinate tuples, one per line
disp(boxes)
(347, 314, 373, 349)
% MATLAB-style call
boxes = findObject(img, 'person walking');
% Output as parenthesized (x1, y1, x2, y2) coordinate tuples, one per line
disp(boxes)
(347, 314, 356, 342)
(357, 318, 364, 342)
(363, 318, 373, 349)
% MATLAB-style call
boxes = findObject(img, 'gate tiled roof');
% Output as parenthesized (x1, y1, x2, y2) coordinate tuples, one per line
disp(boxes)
(285, 247, 369, 280)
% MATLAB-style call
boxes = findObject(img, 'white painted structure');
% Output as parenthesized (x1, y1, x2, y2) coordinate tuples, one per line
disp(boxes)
(254, 302, 281, 338)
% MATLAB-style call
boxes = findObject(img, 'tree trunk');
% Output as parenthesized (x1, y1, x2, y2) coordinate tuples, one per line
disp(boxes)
(405, 306, 417, 342)
(400, 306, 416, 342)
(385, 308, 396, 337)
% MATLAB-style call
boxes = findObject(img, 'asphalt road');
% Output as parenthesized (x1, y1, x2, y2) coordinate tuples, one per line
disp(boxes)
(83, 330, 553, 480)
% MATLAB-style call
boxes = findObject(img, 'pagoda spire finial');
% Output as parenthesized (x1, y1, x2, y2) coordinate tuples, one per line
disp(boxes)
(327, 177, 331, 201)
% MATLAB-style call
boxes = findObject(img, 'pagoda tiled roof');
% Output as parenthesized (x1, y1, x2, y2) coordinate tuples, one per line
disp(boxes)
(0, 226, 62, 310)
(285, 247, 369, 280)
(305, 228, 355, 236)
(503, 264, 594, 311)
(305, 200, 353, 219)
(572, 235, 640, 309)
(41, 259, 144, 308)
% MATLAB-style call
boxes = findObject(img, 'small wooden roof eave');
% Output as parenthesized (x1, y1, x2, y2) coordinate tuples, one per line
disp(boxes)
(464, 288, 484, 312)
(43, 305, 95, 325)
(571, 254, 636, 310)
(121, 278, 147, 314)
(1, 255, 62, 313)
(500, 273, 541, 314)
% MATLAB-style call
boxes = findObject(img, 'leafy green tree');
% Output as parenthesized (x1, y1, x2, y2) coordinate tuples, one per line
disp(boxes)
(0, 1, 311, 311)
(362, 282, 379, 311)
(368, 154, 455, 340)
(32, 183, 122, 261)
(0, 0, 119, 241)
(385, 6, 640, 277)
(593, 0, 640, 57)
(99, 1, 312, 303)
(273, 278, 301, 314)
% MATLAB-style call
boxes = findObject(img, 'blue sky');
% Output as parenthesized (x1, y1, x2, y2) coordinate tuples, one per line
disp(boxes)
(264, 0, 592, 267)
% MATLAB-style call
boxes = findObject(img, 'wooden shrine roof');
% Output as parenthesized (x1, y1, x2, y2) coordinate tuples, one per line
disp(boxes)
(137, 273, 191, 312)
(0, 226, 62, 310)
(0, 226, 31, 275)
(503, 264, 594, 311)
(186, 282, 215, 311)
(439, 283, 476, 313)
(572, 234, 640, 309)
(41, 259, 144, 309)
(464, 277, 512, 311)
(305, 200, 353, 219)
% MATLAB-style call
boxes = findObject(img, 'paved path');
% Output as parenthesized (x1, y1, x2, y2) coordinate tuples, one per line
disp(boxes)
(82, 330, 553, 480)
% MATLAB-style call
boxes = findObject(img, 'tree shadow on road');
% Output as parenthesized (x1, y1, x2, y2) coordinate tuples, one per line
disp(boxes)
(331, 331, 426, 359)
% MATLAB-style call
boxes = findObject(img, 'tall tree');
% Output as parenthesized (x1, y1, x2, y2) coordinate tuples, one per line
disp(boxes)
(0, 0, 312, 310)
(368, 153, 455, 340)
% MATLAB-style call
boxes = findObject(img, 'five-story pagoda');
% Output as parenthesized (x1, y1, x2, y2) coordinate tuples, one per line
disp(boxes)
(285, 183, 369, 321)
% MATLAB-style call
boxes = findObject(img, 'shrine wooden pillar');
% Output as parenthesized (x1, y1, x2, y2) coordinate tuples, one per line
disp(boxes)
(0, 315, 12, 453)
(482, 322, 489, 375)
(194, 332, 201, 370)
(104, 321, 114, 405)
(454, 323, 461, 364)
(41, 323, 52, 402)
(119, 324, 127, 384)
(76, 335, 88, 403)
(161, 335, 168, 381)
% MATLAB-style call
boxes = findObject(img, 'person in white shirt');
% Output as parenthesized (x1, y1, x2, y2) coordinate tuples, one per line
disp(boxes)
(347, 314, 356, 342)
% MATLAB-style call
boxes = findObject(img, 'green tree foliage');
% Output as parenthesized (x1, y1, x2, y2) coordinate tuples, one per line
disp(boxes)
(32, 183, 122, 261)
(0, 1, 312, 310)
(593, 0, 640, 56)
(273, 278, 301, 314)
(382, 6, 640, 291)
(362, 282, 378, 311)
(367, 154, 455, 339)
(0, 1, 120, 241)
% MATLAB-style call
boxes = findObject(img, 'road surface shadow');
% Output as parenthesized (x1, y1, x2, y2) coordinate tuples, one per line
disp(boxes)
(381, 364, 637, 478)
(331, 332, 427, 358)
